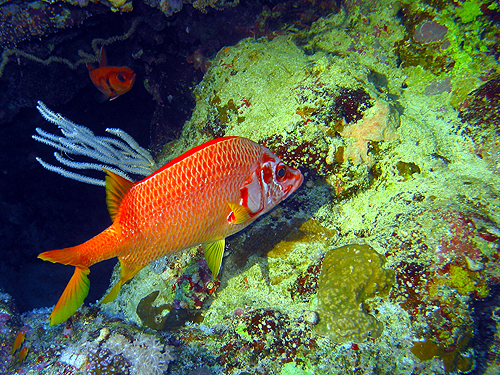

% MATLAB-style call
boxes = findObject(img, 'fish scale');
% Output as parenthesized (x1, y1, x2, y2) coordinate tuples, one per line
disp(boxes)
(39, 136, 303, 325)
(119, 139, 261, 255)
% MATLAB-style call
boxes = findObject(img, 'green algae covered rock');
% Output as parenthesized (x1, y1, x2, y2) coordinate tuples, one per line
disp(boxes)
(315, 244, 395, 343)
(161, 35, 400, 189)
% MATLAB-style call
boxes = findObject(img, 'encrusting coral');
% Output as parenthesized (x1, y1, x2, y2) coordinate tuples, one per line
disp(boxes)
(315, 244, 395, 343)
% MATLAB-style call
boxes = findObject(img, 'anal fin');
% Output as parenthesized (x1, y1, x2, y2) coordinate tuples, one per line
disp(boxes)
(101, 257, 142, 304)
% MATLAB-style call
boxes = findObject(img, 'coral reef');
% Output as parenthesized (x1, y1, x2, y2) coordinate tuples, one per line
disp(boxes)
(3, 0, 500, 374)
(0, 292, 24, 373)
(1, 301, 174, 375)
(86, 331, 173, 375)
(0, 1, 97, 48)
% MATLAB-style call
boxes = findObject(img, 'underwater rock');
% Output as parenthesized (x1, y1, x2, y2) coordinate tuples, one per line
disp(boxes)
(459, 77, 500, 175)
(0, 302, 174, 374)
(165, 34, 401, 201)
(0, 292, 25, 373)
(143, 0, 184, 17)
(413, 21, 448, 44)
(0, 1, 96, 48)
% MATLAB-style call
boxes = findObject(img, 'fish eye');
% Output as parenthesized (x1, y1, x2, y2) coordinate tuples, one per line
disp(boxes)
(117, 73, 126, 83)
(276, 165, 286, 179)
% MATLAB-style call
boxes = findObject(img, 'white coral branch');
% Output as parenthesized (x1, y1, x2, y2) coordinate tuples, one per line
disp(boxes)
(32, 101, 156, 186)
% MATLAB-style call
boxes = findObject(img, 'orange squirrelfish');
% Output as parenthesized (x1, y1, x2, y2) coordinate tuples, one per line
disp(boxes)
(39, 136, 303, 326)
(87, 46, 135, 100)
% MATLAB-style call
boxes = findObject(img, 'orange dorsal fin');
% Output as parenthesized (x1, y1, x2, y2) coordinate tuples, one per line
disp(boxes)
(104, 169, 134, 222)
(48, 266, 90, 326)
(101, 256, 142, 304)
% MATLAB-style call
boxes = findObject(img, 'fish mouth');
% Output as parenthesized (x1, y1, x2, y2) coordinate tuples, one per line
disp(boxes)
(283, 171, 304, 196)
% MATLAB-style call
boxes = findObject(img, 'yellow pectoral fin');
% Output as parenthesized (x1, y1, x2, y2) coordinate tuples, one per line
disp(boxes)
(101, 258, 142, 304)
(227, 202, 251, 225)
(49, 266, 90, 326)
(204, 239, 226, 279)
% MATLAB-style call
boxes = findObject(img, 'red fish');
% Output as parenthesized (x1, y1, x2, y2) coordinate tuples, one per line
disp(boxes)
(39, 137, 303, 325)
(87, 46, 135, 100)
(17, 347, 29, 363)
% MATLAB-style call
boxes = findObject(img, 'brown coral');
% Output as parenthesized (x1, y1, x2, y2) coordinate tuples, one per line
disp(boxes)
(315, 244, 395, 343)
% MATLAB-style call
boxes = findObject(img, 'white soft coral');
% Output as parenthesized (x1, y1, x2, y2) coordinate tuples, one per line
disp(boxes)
(127, 333, 174, 375)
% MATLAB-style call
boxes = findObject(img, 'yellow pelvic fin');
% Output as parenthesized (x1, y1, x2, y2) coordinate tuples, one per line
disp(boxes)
(101, 258, 142, 304)
(203, 238, 226, 278)
(104, 169, 134, 222)
(49, 266, 90, 326)
(228, 202, 251, 224)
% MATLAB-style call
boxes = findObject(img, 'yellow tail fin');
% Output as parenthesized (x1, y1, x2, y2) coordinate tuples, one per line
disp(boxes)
(48, 266, 90, 326)
(38, 247, 90, 325)
(38, 226, 122, 325)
